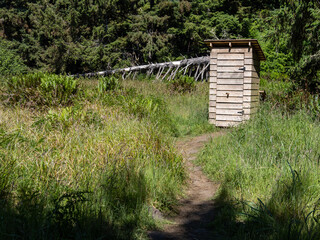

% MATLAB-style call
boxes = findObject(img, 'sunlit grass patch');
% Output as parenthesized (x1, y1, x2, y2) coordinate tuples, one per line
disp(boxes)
(197, 104, 320, 239)
(123, 79, 215, 137)
(0, 77, 187, 239)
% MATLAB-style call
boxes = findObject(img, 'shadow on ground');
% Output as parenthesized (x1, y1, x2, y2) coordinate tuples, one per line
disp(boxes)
(198, 174, 320, 240)
(148, 199, 217, 240)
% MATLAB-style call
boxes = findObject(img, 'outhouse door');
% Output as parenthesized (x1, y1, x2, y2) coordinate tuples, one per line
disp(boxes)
(216, 53, 244, 127)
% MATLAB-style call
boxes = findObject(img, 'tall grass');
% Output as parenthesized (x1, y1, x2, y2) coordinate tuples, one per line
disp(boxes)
(0, 75, 186, 239)
(122, 79, 215, 137)
(260, 77, 320, 118)
(197, 104, 320, 239)
(80, 76, 215, 137)
(0, 72, 217, 239)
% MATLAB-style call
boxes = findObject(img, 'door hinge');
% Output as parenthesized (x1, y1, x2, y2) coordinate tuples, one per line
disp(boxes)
(237, 110, 244, 114)
(239, 67, 246, 71)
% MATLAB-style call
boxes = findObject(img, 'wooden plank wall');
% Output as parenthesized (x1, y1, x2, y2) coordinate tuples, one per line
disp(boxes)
(243, 49, 260, 121)
(208, 47, 260, 127)
(215, 53, 244, 127)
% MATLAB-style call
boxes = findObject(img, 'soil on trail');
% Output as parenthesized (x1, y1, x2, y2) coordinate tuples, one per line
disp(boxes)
(148, 131, 225, 240)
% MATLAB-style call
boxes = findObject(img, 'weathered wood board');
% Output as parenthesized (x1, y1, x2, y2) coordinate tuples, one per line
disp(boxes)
(206, 39, 265, 127)
(217, 85, 243, 91)
(215, 53, 245, 125)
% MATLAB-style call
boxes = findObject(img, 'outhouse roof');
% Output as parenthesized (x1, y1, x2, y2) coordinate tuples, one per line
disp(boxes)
(204, 39, 266, 61)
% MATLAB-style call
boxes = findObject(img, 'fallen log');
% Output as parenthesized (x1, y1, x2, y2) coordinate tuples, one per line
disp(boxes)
(72, 56, 210, 81)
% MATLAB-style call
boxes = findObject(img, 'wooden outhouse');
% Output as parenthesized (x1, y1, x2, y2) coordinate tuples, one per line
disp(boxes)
(204, 39, 266, 127)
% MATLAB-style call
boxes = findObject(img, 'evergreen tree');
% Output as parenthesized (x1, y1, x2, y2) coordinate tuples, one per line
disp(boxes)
(0, 0, 318, 85)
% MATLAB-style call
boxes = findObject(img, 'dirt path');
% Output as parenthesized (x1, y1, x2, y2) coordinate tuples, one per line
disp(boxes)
(148, 131, 225, 240)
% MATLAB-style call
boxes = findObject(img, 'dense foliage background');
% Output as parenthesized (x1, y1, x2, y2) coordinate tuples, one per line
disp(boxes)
(0, 0, 319, 88)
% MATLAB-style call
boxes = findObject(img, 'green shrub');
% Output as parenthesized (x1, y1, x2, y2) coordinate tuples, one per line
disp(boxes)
(0, 39, 28, 76)
(168, 75, 196, 93)
(2, 73, 79, 107)
(39, 74, 79, 106)
(98, 75, 121, 93)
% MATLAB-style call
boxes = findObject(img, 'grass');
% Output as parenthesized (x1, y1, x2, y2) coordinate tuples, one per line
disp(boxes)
(197, 103, 320, 239)
(80, 76, 215, 138)
(0, 74, 214, 239)
(122, 78, 215, 137)
(0, 103, 186, 239)
(3, 72, 319, 239)
(2, 71, 319, 239)
(1, 73, 79, 107)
